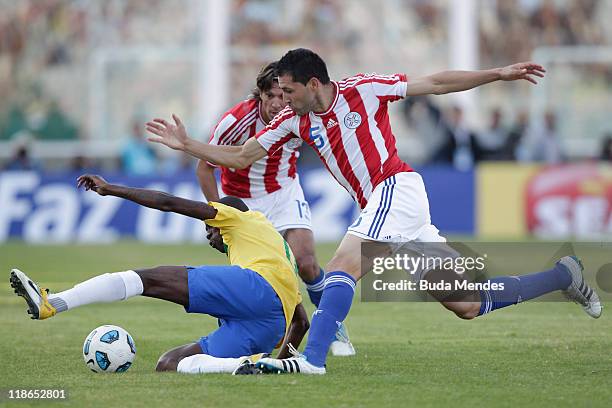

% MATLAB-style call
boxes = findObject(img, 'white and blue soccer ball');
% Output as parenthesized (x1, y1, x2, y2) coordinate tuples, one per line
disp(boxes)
(83, 325, 136, 373)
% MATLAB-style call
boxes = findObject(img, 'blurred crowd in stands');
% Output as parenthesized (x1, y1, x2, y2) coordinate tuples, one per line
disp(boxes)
(1, 0, 611, 173)
(403, 97, 570, 169)
(480, 0, 610, 66)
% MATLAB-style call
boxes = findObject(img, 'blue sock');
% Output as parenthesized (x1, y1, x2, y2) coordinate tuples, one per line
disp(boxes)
(305, 268, 325, 307)
(303, 271, 356, 367)
(478, 264, 572, 316)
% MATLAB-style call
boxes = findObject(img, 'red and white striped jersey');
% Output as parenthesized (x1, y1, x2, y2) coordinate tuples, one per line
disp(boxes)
(209, 98, 301, 198)
(256, 73, 413, 209)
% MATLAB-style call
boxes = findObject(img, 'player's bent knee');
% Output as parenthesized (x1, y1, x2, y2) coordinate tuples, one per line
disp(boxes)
(156, 343, 202, 372)
(454, 310, 477, 320)
(155, 348, 184, 372)
(155, 353, 179, 372)
(444, 302, 480, 320)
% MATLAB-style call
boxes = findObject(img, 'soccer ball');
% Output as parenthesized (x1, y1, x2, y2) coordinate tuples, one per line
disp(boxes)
(83, 325, 136, 373)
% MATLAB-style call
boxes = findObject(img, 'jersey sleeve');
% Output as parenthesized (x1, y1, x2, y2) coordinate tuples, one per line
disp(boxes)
(204, 114, 237, 168)
(209, 113, 237, 146)
(208, 100, 258, 167)
(255, 107, 300, 155)
(204, 202, 244, 229)
(365, 73, 408, 103)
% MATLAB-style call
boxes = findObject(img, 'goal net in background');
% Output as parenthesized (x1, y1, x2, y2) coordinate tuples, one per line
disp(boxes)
(90, 47, 198, 142)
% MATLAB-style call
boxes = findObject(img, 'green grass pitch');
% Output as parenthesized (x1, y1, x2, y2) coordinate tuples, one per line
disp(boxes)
(0, 241, 611, 408)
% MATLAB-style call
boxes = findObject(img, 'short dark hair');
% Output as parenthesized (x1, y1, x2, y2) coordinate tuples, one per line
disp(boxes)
(276, 48, 330, 86)
(218, 196, 249, 212)
(251, 61, 278, 100)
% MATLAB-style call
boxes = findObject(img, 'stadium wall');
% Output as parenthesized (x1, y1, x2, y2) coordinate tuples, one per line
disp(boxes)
(0, 166, 473, 243)
(2, 163, 608, 243)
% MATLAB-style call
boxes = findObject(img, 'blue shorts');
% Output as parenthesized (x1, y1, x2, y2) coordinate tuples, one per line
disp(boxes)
(185, 265, 286, 358)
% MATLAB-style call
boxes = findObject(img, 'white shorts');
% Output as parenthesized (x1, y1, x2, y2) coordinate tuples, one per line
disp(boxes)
(240, 175, 312, 233)
(347, 172, 445, 243)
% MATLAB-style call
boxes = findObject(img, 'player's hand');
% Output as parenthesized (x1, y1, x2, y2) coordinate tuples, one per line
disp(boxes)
(499, 62, 546, 84)
(145, 114, 189, 151)
(77, 174, 110, 195)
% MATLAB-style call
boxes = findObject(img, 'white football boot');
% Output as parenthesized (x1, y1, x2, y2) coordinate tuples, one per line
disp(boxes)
(255, 344, 326, 375)
(231, 353, 270, 375)
(330, 321, 356, 356)
(9, 269, 56, 320)
(232, 357, 259, 375)
(557, 256, 602, 318)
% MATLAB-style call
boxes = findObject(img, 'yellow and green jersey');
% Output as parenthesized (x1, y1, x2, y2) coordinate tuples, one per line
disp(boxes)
(205, 202, 302, 333)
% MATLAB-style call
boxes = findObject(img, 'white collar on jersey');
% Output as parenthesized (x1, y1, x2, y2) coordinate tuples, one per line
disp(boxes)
(314, 81, 339, 117)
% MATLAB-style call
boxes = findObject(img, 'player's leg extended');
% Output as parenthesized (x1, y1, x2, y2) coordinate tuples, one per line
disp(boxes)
(284, 228, 325, 307)
(284, 227, 359, 356)
(427, 256, 601, 319)
(257, 173, 433, 373)
(156, 341, 258, 374)
(136, 266, 189, 306)
(257, 233, 364, 374)
(306, 234, 364, 361)
(9, 266, 188, 319)
(285, 227, 357, 357)
(298, 172, 426, 364)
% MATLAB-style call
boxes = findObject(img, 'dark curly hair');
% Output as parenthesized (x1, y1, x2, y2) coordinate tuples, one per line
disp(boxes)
(276, 48, 330, 86)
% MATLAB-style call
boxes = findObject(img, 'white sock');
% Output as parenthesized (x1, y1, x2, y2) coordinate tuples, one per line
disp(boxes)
(48, 271, 144, 312)
(176, 354, 244, 374)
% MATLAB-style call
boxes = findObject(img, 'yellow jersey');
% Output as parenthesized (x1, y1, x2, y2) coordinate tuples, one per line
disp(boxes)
(205, 202, 302, 334)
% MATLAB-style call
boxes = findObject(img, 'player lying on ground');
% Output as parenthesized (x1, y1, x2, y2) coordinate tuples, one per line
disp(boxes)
(10, 174, 309, 375)
(197, 61, 354, 356)
(146, 48, 601, 375)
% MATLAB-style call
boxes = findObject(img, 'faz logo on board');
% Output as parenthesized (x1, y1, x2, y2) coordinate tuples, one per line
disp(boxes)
(0, 169, 360, 243)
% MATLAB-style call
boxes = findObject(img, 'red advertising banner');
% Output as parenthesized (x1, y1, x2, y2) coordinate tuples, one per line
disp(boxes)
(526, 163, 612, 238)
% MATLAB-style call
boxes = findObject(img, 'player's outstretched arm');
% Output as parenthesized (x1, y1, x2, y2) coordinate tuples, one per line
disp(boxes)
(77, 174, 217, 220)
(145, 114, 267, 169)
(405, 62, 546, 96)
(276, 303, 310, 359)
